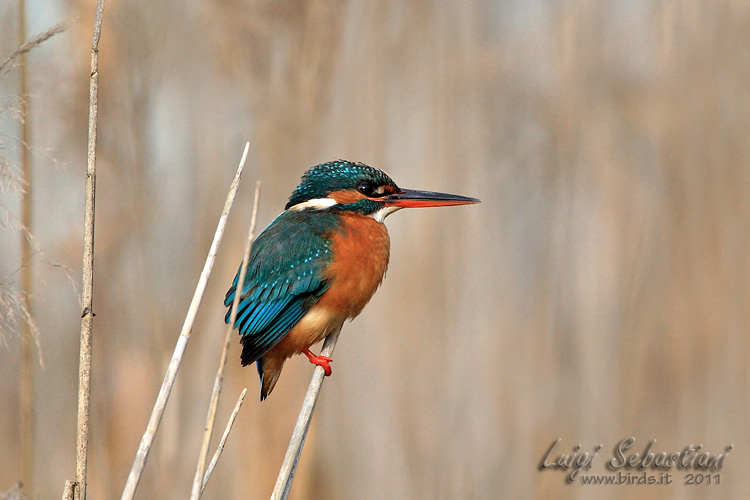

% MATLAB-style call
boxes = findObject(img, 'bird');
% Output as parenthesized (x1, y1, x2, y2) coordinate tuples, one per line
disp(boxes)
(224, 160, 480, 400)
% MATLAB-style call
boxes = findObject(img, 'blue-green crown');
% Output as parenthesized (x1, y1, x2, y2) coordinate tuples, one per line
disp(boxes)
(285, 160, 398, 210)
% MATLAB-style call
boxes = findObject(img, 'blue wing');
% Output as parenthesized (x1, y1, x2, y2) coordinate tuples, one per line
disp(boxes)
(224, 210, 338, 365)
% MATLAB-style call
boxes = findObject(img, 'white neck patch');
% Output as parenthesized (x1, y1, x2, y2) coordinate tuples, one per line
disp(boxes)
(368, 205, 402, 223)
(288, 197, 338, 211)
(289, 197, 400, 222)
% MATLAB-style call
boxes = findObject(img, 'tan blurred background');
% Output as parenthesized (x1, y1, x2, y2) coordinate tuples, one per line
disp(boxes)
(1, 0, 748, 499)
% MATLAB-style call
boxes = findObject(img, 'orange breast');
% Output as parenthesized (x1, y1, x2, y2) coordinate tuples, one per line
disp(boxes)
(319, 213, 391, 320)
(264, 213, 390, 359)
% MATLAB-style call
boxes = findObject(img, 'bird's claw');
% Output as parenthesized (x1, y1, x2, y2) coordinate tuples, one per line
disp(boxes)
(302, 348, 333, 376)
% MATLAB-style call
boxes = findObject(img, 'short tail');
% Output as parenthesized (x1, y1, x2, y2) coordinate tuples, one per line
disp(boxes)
(256, 356, 284, 401)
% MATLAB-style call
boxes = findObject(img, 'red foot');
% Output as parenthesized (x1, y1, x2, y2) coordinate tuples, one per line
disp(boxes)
(302, 348, 333, 376)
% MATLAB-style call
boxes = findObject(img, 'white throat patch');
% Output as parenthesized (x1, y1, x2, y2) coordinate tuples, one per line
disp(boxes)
(288, 197, 338, 211)
(368, 205, 402, 223)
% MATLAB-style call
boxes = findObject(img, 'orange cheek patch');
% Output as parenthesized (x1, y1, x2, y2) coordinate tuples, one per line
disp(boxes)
(329, 189, 366, 204)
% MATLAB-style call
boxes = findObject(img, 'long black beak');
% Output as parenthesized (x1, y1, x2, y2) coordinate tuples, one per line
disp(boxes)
(383, 188, 481, 208)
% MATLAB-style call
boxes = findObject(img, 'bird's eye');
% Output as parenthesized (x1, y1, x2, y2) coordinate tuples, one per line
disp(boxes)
(358, 182, 387, 197)
(357, 182, 375, 196)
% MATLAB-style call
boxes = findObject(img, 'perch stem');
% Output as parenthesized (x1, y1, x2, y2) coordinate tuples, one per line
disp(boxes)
(270, 329, 341, 500)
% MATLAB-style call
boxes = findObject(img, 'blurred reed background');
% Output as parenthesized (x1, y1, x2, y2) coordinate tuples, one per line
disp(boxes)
(1, 0, 748, 499)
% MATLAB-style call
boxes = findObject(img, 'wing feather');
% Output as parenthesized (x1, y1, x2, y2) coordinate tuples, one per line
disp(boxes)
(224, 210, 337, 365)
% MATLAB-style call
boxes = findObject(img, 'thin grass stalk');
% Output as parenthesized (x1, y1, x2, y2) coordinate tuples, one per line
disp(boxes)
(200, 388, 248, 494)
(120, 142, 250, 500)
(190, 180, 261, 500)
(72, 2, 105, 499)
(17, 0, 34, 492)
(270, 329, 341, 500)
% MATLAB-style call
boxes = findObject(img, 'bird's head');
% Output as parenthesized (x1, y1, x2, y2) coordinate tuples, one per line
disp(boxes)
(285, 160, 479, 221)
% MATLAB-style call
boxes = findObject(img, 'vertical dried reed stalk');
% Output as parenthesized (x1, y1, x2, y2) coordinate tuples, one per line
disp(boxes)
(270, 329, 340, 500)
(70, 2, 105, 500)
(190, 180, 261, 499)
(120, 142, 249, 500)
(17, 0, 34, 493)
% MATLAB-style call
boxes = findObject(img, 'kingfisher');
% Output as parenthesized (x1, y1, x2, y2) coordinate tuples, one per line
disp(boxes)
(224, 160, 479, 400)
